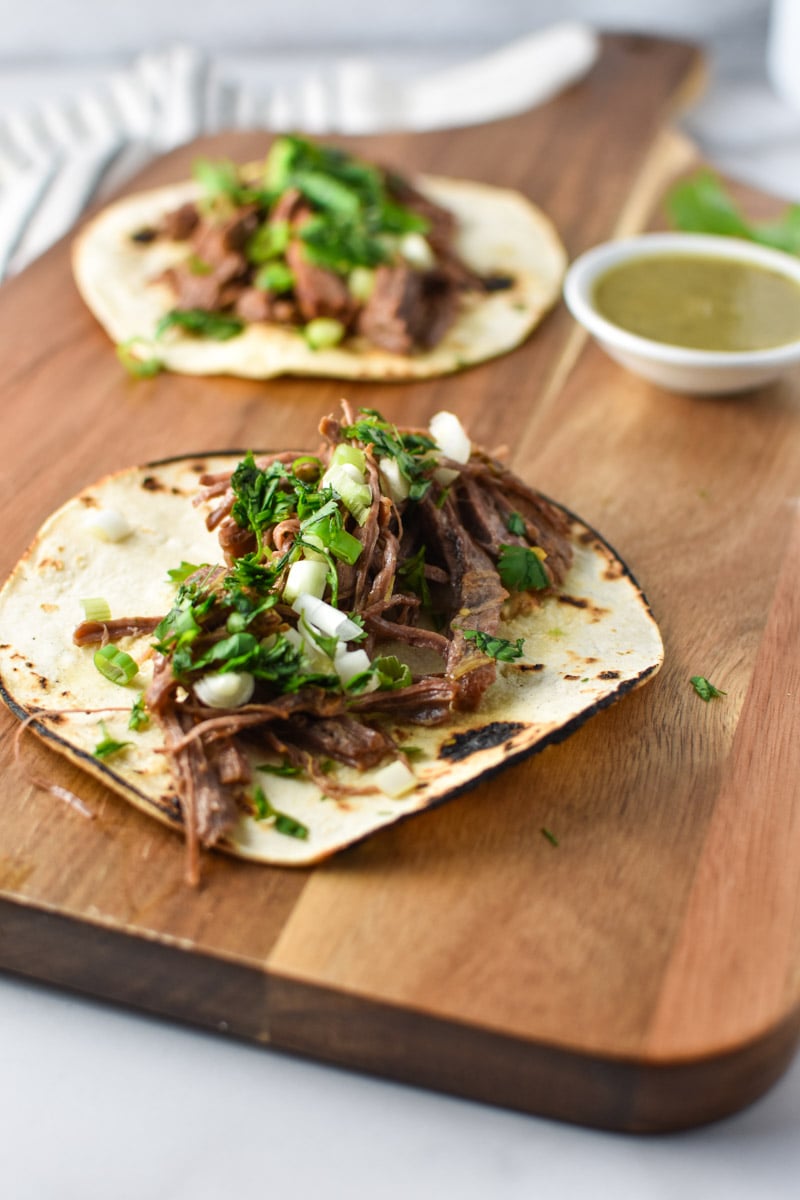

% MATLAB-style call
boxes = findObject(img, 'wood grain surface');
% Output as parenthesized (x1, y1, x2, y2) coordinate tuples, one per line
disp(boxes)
(2, 35, 799, 1132)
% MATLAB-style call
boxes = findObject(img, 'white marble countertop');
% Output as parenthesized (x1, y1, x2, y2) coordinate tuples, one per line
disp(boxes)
(2, 970, 800, 1200)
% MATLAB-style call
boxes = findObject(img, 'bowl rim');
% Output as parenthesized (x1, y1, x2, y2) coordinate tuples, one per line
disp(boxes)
(563, 232, 800, 368)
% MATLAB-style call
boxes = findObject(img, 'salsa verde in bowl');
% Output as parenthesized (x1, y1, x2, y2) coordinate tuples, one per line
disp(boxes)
(563, 232, 800, 394)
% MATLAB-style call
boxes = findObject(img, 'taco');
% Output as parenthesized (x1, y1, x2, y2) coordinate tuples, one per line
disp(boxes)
(0, 406, 662, 879)
(72, 135, 566, 380)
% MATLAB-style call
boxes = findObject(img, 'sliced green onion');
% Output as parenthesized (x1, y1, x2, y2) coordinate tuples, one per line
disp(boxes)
(116, 337, 163, 379)
(80, 597, 111, 622)
(330, 443, 366, 473)
(246, 219, 290, 264)
(93, 644, 139, 686)
(254, 261, 295, 293)
(399, 232, 435, 269)
(348, 266, 376, 302)
(283, 559, 328, 605)
(323, 463, 372, 525)
(304, 317, 345, 351)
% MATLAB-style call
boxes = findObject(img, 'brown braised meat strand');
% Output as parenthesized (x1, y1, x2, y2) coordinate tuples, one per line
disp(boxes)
(72, 616, 162, 646)
(418, 493, 509, 711)
(191, 204, 260, 264)
(385, 173, 458, 257)
(357, 264, 459, 355)
(362, 611, 450, 657)
(454, 471, 528, 558)
(234, 288, 300, 324)
(160, 706, 241, 886)
(218, 516, 257, 562)
(463, 454, 574, 586)
(270, 187, 306, 225)
(277, 712, 395, 770)
(161, 260, 247, 313)
(350, 677, 456, 725)
(209, 737, 252, 786)
(160, 202, 199, 241)
(285, 240, 357, 324)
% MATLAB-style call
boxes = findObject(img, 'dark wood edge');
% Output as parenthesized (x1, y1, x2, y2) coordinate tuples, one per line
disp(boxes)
(2, 893, 797, 1133)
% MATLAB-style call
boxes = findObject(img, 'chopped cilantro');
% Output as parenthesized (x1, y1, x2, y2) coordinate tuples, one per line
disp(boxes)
(397, 546, 431, 609)
(116, 338, 163, 379)
(497, 543, 549, 592)
(167, 561, 202, 584)
(155, 309, 244, 341)
(251, 786, 309, 839)
(462, 629, 525, 661)
(541, 827, 559, 847)
(256, 762, 303, 778)
(93, 722, 131, 761)
(690, 675, 727, 701)
(128, 695, 150, 732)
(372, 656, 413, 690)
(343, 414, 436, 501)
(667, 170, 800, 255)
(506, 511, 526, 536)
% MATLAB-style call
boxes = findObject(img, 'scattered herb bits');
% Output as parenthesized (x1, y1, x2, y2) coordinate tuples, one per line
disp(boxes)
(690, 675, 727, 702)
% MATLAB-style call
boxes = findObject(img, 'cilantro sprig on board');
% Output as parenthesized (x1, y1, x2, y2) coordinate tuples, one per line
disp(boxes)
(667, 171, 800, 256)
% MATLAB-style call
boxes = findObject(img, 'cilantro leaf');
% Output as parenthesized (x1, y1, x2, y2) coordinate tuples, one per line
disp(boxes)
(397, 546, 431, 609)
(251, 786, 309, 839)
(667, 171, 800, 256)
(155, 309, 245, 342)
(506, 511, 526, 536)
(371, 655, 412, 690)
(128, 695, 150, 732)
(256, 762, 303, 777)
(690, 675, 727, 701)
(462, 629, 524, 661)
(93, 721, 131, 760)
(167, 561, 202, 584)
(343, 415, 436, 501)
(497, 544, 549, 592)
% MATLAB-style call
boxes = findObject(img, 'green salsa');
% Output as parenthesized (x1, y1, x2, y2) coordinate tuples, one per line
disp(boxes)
(593, 254, 800, 352)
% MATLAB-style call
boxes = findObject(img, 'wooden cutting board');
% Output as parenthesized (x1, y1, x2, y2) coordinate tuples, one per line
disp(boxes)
(1, 35, 799, 1133)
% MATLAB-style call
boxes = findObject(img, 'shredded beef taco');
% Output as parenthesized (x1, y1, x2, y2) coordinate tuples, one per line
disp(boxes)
(0, 406, 662, 879)
(72, 135, 566, 380)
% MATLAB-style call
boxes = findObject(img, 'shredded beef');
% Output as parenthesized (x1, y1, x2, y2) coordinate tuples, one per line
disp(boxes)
(357, 264, 459, 356)
(73, 616, 162, 646)
(285, 240, 357, 324)
(160, 202, 199, 241)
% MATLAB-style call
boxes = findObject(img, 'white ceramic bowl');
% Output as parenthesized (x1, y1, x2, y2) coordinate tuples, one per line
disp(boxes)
(563, 232, 800, 395)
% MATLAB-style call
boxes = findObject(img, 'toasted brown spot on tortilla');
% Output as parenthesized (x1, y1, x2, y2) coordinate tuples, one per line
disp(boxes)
(141, 475, 164, 492)
(564, 674, 580, 681)
(598, 670, 621, 680)
(38, 558, 64, 571)
(440, 721, 526, 762)
(79, 495, 98, 507)
(517, 662, 546, 672)
(558, 595, 589, 609)
(40, 603, 59, 612)
(603, 559, 626, 581)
